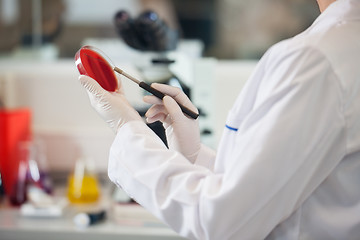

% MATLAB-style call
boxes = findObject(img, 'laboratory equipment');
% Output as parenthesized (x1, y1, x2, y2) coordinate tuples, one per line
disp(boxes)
(67, 157, 100, 204)
(114, 10, 178, 51)
(0, 171, 4, 202)
(0, 109, 32, 206)
(75, 46, 199, 119)
(73, 210, 106, 228)
(20, 186, 66, 218)
(23, 140, 53, 194)
(9, 152, 28, 206)
(75, 46, 118, 92)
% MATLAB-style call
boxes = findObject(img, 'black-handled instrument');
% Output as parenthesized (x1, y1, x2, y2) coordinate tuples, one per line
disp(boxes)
(113, 67, 199, 119)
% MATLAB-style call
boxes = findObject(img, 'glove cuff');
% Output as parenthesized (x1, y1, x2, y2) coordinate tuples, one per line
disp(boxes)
(193, 144, 216, 171)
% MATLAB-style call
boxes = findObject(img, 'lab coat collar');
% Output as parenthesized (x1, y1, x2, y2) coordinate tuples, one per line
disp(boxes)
(315, 0, 360, 24)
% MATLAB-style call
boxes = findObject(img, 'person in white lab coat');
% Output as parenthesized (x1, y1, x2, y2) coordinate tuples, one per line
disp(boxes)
(79, 0, 360, 239)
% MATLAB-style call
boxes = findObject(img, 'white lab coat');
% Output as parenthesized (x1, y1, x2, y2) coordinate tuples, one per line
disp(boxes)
(108, 0, 360, 239)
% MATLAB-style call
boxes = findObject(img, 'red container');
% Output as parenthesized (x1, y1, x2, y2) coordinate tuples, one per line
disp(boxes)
(75, 46, 119, 92)
(0, 109, 31, 205)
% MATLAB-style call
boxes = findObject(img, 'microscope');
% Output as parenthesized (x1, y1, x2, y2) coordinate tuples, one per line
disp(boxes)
(114, 10, 192, 146)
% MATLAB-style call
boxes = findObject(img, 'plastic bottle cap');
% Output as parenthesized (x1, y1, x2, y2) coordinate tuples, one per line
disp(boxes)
(73, 213, 90, 228)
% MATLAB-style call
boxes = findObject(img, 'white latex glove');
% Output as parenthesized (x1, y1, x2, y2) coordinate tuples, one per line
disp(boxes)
(143, 83, 200, 163)
(79, 75, 142, 133)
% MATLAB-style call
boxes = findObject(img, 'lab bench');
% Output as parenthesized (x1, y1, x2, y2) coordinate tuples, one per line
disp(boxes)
(0, 203, 184, 240)
(0, 179, 184, 240)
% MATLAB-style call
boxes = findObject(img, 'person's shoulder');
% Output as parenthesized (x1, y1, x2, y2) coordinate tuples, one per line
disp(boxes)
(270, 15, 357, 64)
(268, 31, 321, 57)
(262, 35, 326, 71)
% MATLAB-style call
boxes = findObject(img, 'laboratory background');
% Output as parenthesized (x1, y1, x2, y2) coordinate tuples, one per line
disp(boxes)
(0, 0, 319, 239)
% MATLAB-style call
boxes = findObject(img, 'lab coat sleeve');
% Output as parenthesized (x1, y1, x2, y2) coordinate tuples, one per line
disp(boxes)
(108, 122, 216, 240)
(108, 46, 346, 240)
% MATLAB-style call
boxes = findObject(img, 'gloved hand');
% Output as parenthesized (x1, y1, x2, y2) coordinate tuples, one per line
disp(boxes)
(143, 83, 201, 163)
(79, 75, 142, 133)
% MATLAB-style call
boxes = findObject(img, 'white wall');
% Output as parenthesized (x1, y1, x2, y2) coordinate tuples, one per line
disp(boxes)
(0, 60, 118, 172)
(63, 0, 141, 25)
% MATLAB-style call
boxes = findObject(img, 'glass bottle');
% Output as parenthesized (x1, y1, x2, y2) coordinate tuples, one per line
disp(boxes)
(67, 157, 100, 204)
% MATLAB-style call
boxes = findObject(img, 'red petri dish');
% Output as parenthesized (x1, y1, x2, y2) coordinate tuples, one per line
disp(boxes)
(75, 46, 118, 92)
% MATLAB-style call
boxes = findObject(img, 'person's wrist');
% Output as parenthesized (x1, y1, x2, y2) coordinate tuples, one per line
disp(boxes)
(115, 118, 144, 133)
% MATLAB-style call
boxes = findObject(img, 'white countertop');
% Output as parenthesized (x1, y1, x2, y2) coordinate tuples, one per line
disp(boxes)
(0, 203, 184, 240)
